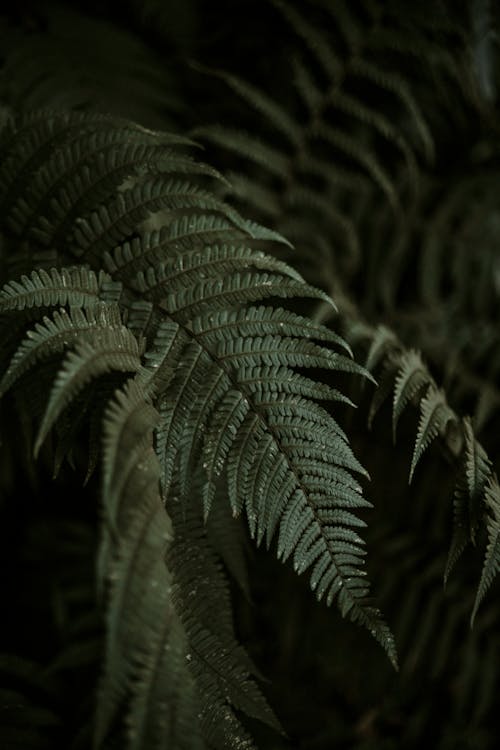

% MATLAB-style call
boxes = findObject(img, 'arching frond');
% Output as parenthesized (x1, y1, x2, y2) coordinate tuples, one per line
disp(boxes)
(95, 378, 201, 750)
(410, 387, 456, 482)
(168, 501, 281, 747)
(0, 267, 121, 313)
(1, 2, 500, 748)
(0, 303, 123, 397)
(393, 350, 430, 441)
(472, 477, 500, 625)
(34, 327, 143, 456)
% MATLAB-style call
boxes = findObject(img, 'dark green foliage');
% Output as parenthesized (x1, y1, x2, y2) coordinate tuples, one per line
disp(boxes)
(1, 1, 500, 749)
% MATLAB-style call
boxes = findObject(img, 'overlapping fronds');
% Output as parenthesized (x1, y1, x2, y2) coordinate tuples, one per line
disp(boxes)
(190, 0, 470, 297)
(168, 498, 281, 749)
(0, 107, 397, 748)
(1, 1, 500, 747)
(96, 378, 203, 750)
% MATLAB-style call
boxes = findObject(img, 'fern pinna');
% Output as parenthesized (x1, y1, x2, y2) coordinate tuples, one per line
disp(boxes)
(0, 109, 395, 749)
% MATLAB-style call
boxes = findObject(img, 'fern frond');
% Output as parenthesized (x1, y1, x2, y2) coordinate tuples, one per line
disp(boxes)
(0, 109, 399, 725)
(96, 378, 201, 750)
(104, 216, 248, 276)
(0, 112, 194, 230)
(131, 243, 304, 296)
(191, 125, 291, 179)
(325, 89, 419, 189)
(1, 3, 496, 745)
(0, 304, 122, 397)
(70, 179, 257, 259)
(472, 477, 500, 625)
(191, 305, 350, 351)
(192, 64, 302, 146)
(8, 144, 223, 243)
(222, 171, 281, 216)
(392, 350, 431, 441)
(311, 122, 399, 210)
(365, 324, 399, 373)
(348, 57, 434, 162)
(201, 389, 251, 519)
(0, 267, 121, 312)
(462, 416, 493, 529)
(445, 469, 474, 587)
(409, 387, 456, 482)
(237, 364, 354, 404)
(137, 266, 331, 323)
(273, 0, 343, 81)
(129, 240, 390, 661)
(169, 502, 280, 746)
(206, 498, 251, 597)
(34, 327, 143, 456)
(284, 185, 360, 264)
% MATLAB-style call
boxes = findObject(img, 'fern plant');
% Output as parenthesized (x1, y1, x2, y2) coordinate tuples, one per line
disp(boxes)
(0, 106, 395, 748)
(1, 1, 500, 749)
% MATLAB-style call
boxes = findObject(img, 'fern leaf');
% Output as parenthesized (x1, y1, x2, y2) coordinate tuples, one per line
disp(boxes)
(96, 379, 200, 750)
(241, 218, 292, 246)
(327, 90, 419, 188)
(409, 388, 455, 482)
(154, 341, 213, 492)
(128, 617, 203, 750)
(392, 350, 430, 441)
(226, 412, 263, 520)
(312, 122, 399, 209)
(349, 58, 434, 162)
(0, 109, 398, 680)
(169, 500, 280, 745)
(9, 140, 223, 241)
(143, 273, 390, 661)
(472, 477, 500, 625)
(141, 317, 187, 393)
(133, 243, 304, 297)
(139, 269, 332, 323)
(445, 470, 472, 587)
(291, 56, 322, 115)
(217, 335, 367, 375)
(191, 64, 301, 146)
(191, 124, 290, 179)
(223, 171, 281, 216)
(0, 304, 122, 397)
(225, 387, 395, 663)
(463, 416, 492, 513)
(71, 178, 256, 258)
(0, 267, 120, 312)
(191, 306, 350, 353)
(0, 112, 195, 227)
(206, 498, 252, 598)
(237, 364, 355, 405)
(34, 328, 142, 456)
(446, 417, 493, 583)
(104, 216, 247, 276)
(274, 0, 342, 81)
(284, 185, 360, 264)
(365, 325, 399, 373)
(202, 389, 250, 519)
